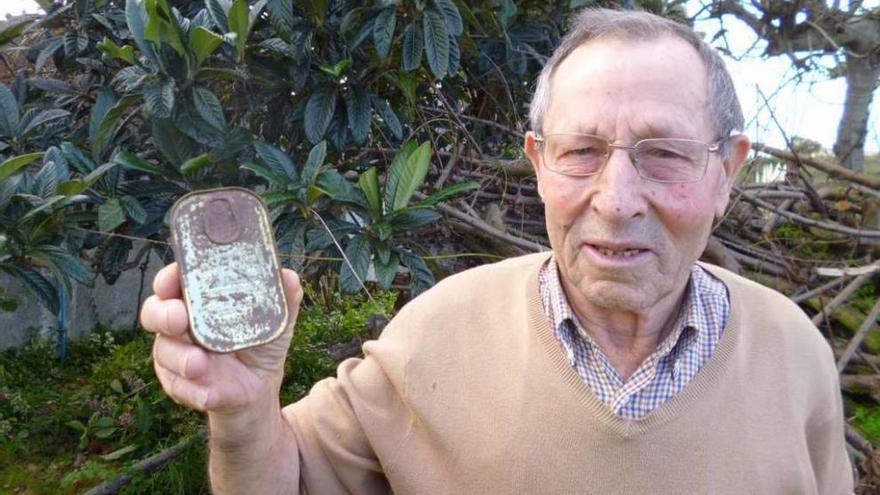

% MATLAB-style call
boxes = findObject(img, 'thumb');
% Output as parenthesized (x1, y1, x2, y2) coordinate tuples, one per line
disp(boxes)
(280, 269, 304, 329)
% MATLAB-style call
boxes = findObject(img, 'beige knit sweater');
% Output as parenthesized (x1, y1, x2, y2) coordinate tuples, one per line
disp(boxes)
(284, 253, 853, 494)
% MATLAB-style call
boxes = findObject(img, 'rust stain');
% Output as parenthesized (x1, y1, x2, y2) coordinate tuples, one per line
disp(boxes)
(170, 187, 289, 353)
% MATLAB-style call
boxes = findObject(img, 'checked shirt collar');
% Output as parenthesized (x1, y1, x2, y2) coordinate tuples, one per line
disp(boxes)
(538, 256, 729, 420)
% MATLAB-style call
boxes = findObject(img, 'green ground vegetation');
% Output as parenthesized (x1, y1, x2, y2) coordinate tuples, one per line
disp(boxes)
(0, 288, 396, 494)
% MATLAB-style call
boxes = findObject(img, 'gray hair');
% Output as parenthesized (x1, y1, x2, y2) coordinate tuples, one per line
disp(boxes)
(528, 8, 743, 155)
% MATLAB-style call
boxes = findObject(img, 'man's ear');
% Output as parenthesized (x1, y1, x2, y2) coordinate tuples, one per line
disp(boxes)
(714, 134, 751, 218)
(524, 131, 545, 201)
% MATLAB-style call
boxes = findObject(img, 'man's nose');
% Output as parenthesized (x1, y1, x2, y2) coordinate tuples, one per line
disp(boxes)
(588, 147, 648, 222)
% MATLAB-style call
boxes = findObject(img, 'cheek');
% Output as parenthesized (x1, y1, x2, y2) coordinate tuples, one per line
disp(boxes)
(543, 180, 586, 227)
(655, 184, 717, 233)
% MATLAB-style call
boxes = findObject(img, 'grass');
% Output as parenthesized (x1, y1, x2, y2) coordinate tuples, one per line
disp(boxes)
(0, 289, 397, 494)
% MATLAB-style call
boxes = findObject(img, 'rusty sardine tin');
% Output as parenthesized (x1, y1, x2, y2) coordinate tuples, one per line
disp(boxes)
(169, 187, 288, 353)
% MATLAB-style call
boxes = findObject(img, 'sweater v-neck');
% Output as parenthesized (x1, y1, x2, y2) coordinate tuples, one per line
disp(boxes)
(524, 252, 744, 438)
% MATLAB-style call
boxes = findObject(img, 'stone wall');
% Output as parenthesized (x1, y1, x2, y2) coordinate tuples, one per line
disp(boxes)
(0, 248, 164, 349)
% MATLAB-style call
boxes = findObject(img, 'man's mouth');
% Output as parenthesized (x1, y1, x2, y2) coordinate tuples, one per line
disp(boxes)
(593, 246, 644, 257)
(584, 242, 650, 259)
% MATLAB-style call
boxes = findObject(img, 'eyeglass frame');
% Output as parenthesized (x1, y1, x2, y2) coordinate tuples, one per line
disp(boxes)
(533, 132, 733, 184)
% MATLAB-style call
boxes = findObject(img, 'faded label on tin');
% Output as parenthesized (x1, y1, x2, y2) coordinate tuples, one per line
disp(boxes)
(171, 189, 288, 353)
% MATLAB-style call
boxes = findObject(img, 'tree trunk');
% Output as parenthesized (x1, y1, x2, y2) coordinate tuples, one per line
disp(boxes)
(833, 53, 880, 172)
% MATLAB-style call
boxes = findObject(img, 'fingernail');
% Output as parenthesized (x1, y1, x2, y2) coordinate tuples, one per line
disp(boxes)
(181, 352, 191, 379)
(196, 389, 209, 409)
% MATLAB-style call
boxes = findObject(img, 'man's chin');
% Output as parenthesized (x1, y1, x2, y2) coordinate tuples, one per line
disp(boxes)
(578, 280, 657, 312)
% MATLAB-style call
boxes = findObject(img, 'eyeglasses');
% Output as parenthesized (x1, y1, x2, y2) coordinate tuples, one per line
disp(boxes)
(534, 133, 726, 184)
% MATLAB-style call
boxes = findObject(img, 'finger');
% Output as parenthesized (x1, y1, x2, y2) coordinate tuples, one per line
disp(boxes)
(152, 334, 208, 380)
(153, 262, 181, 300)
(140, 295, 191, 339)
(154, 360, 210, 411)
(281, 269, 303, 318)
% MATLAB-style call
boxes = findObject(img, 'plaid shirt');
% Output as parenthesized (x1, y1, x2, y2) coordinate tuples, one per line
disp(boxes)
(538, 257, 730, 420)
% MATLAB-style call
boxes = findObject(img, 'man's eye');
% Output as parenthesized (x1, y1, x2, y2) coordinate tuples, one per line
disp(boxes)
(568, 147, 602, 157)
(643, 147, 685, 160)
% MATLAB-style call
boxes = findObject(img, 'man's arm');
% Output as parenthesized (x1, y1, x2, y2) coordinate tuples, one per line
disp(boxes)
(140, 263, 304, 494)
(207, 393, 300, 494)
(808, 345, 855, 494)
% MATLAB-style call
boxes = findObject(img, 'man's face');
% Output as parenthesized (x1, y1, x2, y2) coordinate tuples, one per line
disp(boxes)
(525, 36, 748, 313)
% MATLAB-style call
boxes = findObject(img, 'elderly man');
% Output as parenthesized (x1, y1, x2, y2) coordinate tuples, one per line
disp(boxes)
(140, 8, 852, 495)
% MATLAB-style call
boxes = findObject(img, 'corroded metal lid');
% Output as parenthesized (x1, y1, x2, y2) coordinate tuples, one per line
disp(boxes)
(169, 187, 289, 353)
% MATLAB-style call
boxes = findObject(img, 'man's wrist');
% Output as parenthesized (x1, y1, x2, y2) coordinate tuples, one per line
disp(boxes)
(208, 392, 283, 453)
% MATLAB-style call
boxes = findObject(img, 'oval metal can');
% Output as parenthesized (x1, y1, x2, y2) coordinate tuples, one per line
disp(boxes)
(169, 187, 289, 353)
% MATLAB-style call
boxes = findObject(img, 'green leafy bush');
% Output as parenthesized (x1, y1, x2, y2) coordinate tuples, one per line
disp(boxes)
(2, 0, 680, 320)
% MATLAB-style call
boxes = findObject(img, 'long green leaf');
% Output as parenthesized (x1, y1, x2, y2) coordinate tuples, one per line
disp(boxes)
(144, 78, 175, 118)
(100, 444, 138, 461)
(418, 181, 479, 206)
(97, 36, 136, 64)
(423, 6, 450, 78)
(58, 161, 119, 196)
(0, 16, 36, 46)
(125, 0, 159, 65)
(192, 86, 226, 131)
(151, 119, 192, 167)
(35, 37, 64, 72)
(16, 195, 74, 224)
(191, 26, 224, 66)
(180, 153, 212, 174)
(387, 207, 441, 230)
(434, 0, 463, 36)
(267, 0, 295, 41)
(241, 161, 287, 187)
(99, 198, 126, 231)
(304, 90, 337, 144)
(88, 87, 118, 143)
(143, 0, 186, 57)
(402, 22, 423, 72)
(316, 170, 358, 203)
(448, 33, 460, 75)
(383, 140, 417, 211)
(0, 152, 44, 183)
(61, 142, 96, 174)
(32, 245, 93, 286)
(254, 141, 296, 180)
(399, 250, 434, 295)
(34, 158, 60, 198)
(372, 96, 402, 140)
(260, 190, 298, 206)
(374, 252, 399, 289)
(372, 7, 396, 60)
(0, 264, 59, 314)
(205, 0, 230, 32)
(0, 82, 21, 136)
(227, 0, 249, 60)
(302, 141, 327, 183)
(339, 234, 372, 293)
(113, 151, 177, 177)
(358, 166, 381, 216)
(21, 109, 70, 137)
(119, 195, 148, 224)
(344, 87, 371, 145)
(391, 141, 432, 211)
(93, 94, 139, 158)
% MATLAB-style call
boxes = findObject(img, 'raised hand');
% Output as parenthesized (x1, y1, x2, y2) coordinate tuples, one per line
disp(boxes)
(140, 262, 303, 413)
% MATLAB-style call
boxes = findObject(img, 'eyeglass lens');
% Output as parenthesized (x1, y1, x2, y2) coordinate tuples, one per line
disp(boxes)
(542, 134, 709, 183)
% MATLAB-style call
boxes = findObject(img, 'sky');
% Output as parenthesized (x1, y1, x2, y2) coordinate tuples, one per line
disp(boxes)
(690, 2, 880, 154)
(2, 0, 878, 153)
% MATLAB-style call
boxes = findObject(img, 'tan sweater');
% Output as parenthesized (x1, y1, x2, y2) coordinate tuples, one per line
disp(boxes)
(285, 253, 853, 494)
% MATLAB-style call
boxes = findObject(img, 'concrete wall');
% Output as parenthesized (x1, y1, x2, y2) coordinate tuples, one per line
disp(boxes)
(0, 247, 164, 350)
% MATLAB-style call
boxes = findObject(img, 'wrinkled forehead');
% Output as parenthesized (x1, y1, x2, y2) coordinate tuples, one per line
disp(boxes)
(545, 36, 712, 140)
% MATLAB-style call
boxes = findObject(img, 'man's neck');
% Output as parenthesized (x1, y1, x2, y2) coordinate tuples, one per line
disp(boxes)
(561, 276, 690, 381)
